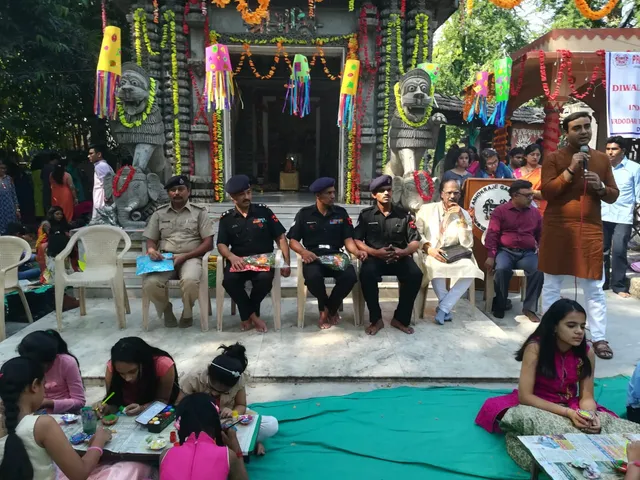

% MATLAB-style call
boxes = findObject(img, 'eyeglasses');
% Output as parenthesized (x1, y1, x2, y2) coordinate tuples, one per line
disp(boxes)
(514, 192, 534, 199)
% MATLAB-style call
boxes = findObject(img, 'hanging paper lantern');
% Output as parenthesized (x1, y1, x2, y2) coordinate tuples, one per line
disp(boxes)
(337, 59, 360, 131)
(205, 44, 235, 111)
(417, 62, 440, 86)
(488, 57, 512, 128)
(466, 71, 489, 125)
(94, 26, 122, 119)
(283, 54, 311, 118)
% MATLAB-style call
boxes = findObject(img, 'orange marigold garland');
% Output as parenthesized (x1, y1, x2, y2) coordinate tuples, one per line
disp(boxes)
(487, 0, 524, 7)
(574, 0, 619, 20)
(234, 0, 270, 25)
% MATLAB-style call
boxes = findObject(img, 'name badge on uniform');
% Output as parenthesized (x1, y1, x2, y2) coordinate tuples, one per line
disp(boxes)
(253, 218, 265, 228)
(368, 221, 379, 225)
(319, 244, 331, 249)
(329, 218, 344, 225)
(306, 221, 317, 230)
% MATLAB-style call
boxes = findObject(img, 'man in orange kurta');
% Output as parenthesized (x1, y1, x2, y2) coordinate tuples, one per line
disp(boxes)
(540, 112, 619, 360)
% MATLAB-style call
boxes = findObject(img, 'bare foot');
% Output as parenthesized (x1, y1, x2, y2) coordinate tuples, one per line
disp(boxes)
(365, 319, 384, 335)
(390, 318, 414, 334)
(329, 311, 341, 325)
(522, 310, 540, 323)
(255, 442, 266, 456)
(617, 292, 631, 298)
(318, 309, 331, 329)
(251, 314, 268, 333)
(240, 320, 254, 331)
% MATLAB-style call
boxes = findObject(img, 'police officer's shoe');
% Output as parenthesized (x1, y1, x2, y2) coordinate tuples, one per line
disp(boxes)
(179, 316, 193, 328)
(164, 303, 178, 328)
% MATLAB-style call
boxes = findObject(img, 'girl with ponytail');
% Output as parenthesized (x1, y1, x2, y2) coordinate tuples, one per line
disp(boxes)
(0, 357, 111, 480)
(18, 330, 85, 414)
(180, 343, 278, 456)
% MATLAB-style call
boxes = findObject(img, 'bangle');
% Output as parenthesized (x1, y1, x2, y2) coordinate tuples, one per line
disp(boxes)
(631, 461, 640, 468)
(236, 451, 244, 458)
(87, 446, 103, 456)
(567, 168, 575, 176)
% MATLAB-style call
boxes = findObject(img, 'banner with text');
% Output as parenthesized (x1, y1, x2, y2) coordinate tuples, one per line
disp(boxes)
(606, 52, 640, 138)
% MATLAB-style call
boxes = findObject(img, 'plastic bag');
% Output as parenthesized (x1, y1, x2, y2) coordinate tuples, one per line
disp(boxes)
(318, 253, 351, 271)
(229, 252, 286, 273)
(136, 253, 175, 276)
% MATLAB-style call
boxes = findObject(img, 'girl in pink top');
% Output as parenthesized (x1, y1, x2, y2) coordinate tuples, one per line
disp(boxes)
(476, 299, 617, 434)
(95, 337, 179, 417)
(17, 330, 85, 414)
(161, 393, 248, 480)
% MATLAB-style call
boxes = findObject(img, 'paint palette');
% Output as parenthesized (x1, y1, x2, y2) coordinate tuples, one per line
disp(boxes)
(61, 414, 79, 424)
(144, 405, 175, 433)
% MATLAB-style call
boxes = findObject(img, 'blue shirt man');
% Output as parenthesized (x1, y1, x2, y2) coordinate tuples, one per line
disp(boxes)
(601, 136, 640, 296)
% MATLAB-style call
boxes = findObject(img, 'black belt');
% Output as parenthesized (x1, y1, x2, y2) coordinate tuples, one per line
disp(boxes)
(501, 247, 533, 253)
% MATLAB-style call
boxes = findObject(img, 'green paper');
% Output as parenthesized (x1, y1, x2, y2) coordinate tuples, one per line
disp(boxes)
(493, 57, 513, 102)
(417, 62, 440, 85)
(291, 54, 310, 81)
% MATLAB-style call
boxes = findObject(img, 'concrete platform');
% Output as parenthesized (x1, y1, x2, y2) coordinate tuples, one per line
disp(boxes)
(3, 279, 640, 384)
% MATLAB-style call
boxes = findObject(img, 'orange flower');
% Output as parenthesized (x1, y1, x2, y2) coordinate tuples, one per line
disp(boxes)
(574, 0, 619, 20)
(487, 0, 524, 8)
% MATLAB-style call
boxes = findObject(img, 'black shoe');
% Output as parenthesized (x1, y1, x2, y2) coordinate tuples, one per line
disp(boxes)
(506, 299, 513, 311)
(492, 310, 505, 319)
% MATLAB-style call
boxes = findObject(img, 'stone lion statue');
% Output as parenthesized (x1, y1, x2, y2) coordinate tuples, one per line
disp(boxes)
(111, 62, 171, 183)
(383, 68, 443, 212)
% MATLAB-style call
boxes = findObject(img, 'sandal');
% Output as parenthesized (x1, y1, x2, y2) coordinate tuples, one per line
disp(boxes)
(593, 340, 614, 360)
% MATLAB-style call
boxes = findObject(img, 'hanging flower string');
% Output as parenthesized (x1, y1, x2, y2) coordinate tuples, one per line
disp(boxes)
(153, 0, 160, 23)
(574, 0, 619, 20)
(391, 13, 405, 76)
(510, 57, 526, 97)
(116, 78, 157, 128)
(487, 0, 524, 7)
(413, 171, 434, 203)
(133, 8, 169, 65)
(101, 0, 107, 32)
(381, 14, 400, 170)
(344, 36, 359, 202)
(164, 10, 181, 174)
(409, 13, 429, 71)
(359, 4, 381, 75)
(112, 166, 137, 198)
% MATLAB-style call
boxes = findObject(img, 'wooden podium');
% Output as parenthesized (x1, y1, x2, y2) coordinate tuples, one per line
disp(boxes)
(463, 178, 516, 291)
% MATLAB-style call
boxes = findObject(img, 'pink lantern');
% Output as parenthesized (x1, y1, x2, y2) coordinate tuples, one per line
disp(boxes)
(205, 44, 235, 111)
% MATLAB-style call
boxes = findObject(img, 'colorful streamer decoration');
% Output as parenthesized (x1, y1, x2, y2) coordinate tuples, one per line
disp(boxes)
(283, 54, 311, 118)
(205, 43, 235, 111)
(337, 59, 360, 131)
(488, 57, 512, 128)
(466, 71, 489, 125)
(94, 26, 122, 119)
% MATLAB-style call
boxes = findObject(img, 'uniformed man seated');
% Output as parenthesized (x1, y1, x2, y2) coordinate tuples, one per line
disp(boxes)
(287, 177, 367, 329)
(143, 175, 215, 328)
(217, 175, 291, 333)
(354, 175, 423, 336)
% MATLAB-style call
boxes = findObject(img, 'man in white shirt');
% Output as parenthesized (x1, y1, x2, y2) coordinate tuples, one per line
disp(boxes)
(601, 136, 640, 298)
(88, 145, 114, 218)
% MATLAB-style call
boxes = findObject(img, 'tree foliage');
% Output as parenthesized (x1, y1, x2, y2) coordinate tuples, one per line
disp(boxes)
(432, 2, 532, 98)
(0, 0, 126, 156)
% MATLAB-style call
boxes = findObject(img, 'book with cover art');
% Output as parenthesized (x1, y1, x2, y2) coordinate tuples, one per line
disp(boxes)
(136, 253, 175, 275)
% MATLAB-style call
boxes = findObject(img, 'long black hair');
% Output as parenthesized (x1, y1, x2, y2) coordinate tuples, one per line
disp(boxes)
(208, 343, 248, 388)
(175, 393, 223, 445)
(51, 163, 66, 185)
(18, 330, 81, 370)
(106, 337, 178, 407)
(443, 146, 471, 172)
(515, 299, 591, 380)
(524, 143, 543, 165)
(0, 357, 45, 479)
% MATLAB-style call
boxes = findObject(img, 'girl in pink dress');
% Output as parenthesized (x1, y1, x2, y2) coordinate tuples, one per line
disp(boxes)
(476, 299, 640, 470)
(161, 393, 248, 480)
(17, 330, 85, 414)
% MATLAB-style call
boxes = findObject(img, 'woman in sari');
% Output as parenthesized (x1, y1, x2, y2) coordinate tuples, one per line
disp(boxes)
(513, 144, 546, 215)
(475, 299, 640, 471)
(50, 163, 77, 223)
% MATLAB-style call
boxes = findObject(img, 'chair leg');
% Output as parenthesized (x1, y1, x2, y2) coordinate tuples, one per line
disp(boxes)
(469, 280, 476, 308)
(520, 276, 527, 303)
(416, 285, 427, 319)
(111, 280, 126, 329)
(297, 286, 306, 328)
(0, 286, 5, 341)
(17, 288, 34, 324)
(231, 301, 236, 316)
(55, 284, 65, 331)
(79, 287, 86, 316)
(485, 274, 494, 313)
(351, 282, 361, 326)
(123, 281, 131, 315)
(272, 269, 282, 331)
(216, 260, 225, 332)
(198, 284, 209, 332)
(142, 291, 151, 331)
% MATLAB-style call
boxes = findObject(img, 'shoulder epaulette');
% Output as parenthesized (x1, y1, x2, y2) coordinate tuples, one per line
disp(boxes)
(155, 203, 170, 211)
(220, 208, 234, 219)
(190, 203, 206, 210)
(256, 203, 269, 209)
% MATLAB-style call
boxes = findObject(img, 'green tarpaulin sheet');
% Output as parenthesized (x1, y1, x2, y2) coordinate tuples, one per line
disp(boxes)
(247, 377, 631, 479)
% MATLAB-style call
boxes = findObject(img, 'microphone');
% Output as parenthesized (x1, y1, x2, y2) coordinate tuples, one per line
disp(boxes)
(580, 145, 590, 172)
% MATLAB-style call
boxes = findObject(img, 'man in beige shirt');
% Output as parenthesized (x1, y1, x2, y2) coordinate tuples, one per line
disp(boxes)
(143, 175, 215, 328)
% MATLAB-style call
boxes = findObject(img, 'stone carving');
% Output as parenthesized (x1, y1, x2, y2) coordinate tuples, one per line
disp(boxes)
(383, 68, 443, 212)
(89, 204, 118, 227)
(111, 62, 172, 183)
(103, 165, 168, 228)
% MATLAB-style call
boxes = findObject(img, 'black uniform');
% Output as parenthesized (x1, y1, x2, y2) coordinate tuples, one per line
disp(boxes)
(354, 204, 423, 326)
(217, 203, 286, 321)
(287, 204, 358, 314)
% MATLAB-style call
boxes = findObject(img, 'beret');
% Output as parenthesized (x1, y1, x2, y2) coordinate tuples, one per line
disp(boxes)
(225, 174, 251, 194)
(165, 175, 190, 191)
(369, 175, 392, 192)
(309, 177, 335, 193)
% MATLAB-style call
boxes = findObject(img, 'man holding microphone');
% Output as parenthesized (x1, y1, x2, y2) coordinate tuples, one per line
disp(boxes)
(539, 112, 619, 359)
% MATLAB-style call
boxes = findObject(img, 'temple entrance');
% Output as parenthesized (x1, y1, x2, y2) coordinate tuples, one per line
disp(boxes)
(227, 45, 344, 195)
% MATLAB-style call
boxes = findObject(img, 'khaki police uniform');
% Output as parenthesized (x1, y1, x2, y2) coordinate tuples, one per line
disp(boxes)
(142, 201, 215, 318)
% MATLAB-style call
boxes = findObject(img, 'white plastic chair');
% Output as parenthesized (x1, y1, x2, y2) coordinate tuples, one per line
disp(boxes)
(355, 254, 422, 326)
(140, 243, 213, 332)
(55, 226, 131, 331)
(215, 252, 281, 332)
(296, 252, 362, 328)
(0, 236, 35, 340)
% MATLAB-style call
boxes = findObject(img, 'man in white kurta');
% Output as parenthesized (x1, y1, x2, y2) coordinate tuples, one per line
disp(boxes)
(416, 178, 484, 325)
(88, 145, 114, 218)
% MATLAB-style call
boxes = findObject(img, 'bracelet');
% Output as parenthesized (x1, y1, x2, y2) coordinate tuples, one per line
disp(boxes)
(87, 446, 103, 456)
(236, 451, 244, 458)
(566, 168, 575, 176)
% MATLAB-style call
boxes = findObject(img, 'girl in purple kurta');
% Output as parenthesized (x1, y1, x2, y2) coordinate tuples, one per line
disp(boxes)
(476, 299, 614, 434)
